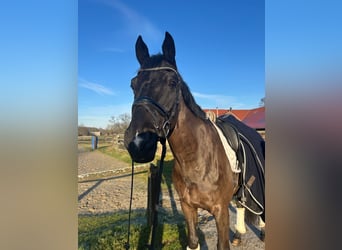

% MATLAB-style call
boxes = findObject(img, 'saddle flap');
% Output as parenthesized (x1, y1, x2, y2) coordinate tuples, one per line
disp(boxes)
(215, 118, 240, 152)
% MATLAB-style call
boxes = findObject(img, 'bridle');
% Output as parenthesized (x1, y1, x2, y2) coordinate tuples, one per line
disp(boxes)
(131, 66, 181, 139)
(125, 66, 181, 250)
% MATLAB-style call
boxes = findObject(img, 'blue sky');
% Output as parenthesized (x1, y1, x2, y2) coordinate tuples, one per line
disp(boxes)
(1, 3, 341, 248)
(79, 0, 265, 128)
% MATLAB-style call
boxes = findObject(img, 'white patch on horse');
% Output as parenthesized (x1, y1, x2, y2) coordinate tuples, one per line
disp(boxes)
(235, 207, 247, 233)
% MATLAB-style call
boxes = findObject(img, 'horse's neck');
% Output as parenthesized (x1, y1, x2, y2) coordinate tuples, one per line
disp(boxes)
(168, 100, 237, 189)
(168, 101, 212, 159)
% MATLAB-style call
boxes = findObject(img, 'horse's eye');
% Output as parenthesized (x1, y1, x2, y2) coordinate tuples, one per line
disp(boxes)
(131, 77, 137, 90)
(169, 79, 177, 88)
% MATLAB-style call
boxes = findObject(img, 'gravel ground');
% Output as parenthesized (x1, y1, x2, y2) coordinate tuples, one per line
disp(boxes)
(78, 148, 265, 250)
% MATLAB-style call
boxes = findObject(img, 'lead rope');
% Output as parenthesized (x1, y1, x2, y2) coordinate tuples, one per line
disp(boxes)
(125, 140, 167, 250)
(124, 160, 135, 250)
(149, 140, 167, 249)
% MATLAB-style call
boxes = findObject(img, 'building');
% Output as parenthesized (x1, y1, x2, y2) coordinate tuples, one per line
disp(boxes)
(203, 107, 265, 139)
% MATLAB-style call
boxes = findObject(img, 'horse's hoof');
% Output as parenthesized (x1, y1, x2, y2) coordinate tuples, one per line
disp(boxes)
(232, 237, 241, 246)
(231, 232, 242, 246)
(186, 243, 200, 250)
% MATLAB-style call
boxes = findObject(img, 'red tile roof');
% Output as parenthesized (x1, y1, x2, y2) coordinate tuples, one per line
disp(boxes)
(230, 110, 250, 120)
(203, 107, 265, 129)
(240, 107, 265, 130)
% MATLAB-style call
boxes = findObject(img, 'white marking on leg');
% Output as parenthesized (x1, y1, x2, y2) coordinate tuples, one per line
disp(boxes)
(259, 217, 265, 228)
(235, 207, 246, 234)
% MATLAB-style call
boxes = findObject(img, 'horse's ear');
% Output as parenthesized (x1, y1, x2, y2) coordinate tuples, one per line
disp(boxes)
(162, 32, 176, 65)
(135, 35, 150, 66)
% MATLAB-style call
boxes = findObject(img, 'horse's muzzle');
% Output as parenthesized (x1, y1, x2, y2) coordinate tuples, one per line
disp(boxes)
(126, 132, 158, 163)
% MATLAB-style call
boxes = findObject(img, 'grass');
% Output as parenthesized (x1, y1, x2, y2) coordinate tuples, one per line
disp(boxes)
(78, 210, 187, 250)
(98, 142, 174, 166)
(79, 142, 188, 249)
(98, 145, 132, 164)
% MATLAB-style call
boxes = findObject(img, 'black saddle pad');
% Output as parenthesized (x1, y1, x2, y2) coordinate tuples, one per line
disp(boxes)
(218, 114, 265, 221)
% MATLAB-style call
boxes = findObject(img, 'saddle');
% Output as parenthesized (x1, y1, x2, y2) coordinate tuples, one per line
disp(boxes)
(215, 117, 244, 173)
(215, 115, 265, 218)
(215, 118, 240, 153)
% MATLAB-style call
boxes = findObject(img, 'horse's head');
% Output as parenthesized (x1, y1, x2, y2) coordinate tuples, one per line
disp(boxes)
(124, 32, 181, 163)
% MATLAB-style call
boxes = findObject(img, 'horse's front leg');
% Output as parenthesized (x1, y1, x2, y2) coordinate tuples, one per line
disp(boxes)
(181, 202, 200, 250)
(212, 204, 230, 250)
(172, 164, 200, 249)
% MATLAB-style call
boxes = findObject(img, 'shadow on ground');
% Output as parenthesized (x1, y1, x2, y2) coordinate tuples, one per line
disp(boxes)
(78, 159, 264, 249)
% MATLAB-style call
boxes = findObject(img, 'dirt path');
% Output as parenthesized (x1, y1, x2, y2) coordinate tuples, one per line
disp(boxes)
(78, 149, 265, 249)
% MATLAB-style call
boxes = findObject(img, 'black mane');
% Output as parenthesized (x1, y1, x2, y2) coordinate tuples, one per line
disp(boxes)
(180, 79, 207, 120)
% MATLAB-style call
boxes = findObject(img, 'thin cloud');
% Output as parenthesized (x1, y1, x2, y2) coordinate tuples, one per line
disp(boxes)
(78, 103, 132, 128)
(193, 92, 238, 107)
(79, 78, 115, 96)
(193, 92, 257, 109)
(101, 47, 125, 53)
(82, 104, 131, 116)
(100, 0, 162, 42)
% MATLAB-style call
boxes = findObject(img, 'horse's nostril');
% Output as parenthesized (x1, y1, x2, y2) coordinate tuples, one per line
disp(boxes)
(127, 132, 158, 163)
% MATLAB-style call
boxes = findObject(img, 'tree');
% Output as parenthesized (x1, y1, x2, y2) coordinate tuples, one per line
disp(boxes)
(107, 113, 131, 134)
(259, 97, 265, 107)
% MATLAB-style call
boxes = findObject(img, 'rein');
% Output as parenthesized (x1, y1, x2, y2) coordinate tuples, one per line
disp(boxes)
(125, 139, 168, 250)
(125, 66, 179, 249)
(148, 139, 167, 249)
(124, 160, 135, 250)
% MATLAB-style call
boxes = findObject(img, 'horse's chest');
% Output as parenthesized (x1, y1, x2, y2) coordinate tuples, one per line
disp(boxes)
(173, 158, 227, 205)
(180, 181, 221, 209)
(179, 172, 219, 202)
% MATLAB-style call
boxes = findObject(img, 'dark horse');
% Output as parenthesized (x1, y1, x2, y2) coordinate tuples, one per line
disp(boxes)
(124, 32, 264, 250)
